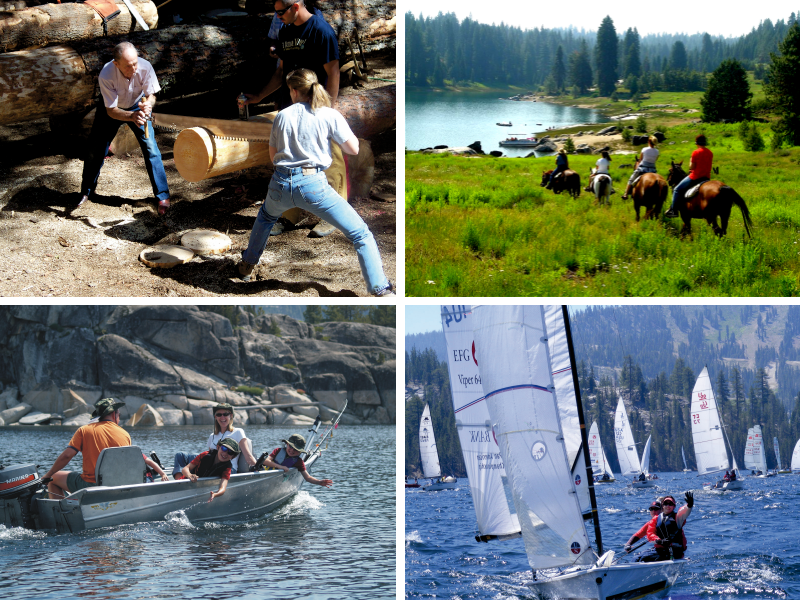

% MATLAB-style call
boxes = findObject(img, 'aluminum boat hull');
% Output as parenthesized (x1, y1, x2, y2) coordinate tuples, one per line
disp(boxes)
(35, 455, 318, 533)
(529, 559, 686, 600)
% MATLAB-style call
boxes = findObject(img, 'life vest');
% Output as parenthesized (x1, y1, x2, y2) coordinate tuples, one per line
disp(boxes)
(655, 512, 686, 551)
(193, 450, 232, 478)
(272, 448, 302, 469)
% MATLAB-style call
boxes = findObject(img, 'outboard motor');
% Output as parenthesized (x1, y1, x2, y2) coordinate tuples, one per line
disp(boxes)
(0, 463, 43, 529)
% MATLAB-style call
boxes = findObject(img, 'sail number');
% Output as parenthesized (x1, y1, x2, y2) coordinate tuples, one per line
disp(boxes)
(693, 413, 700, 425)
(442, 306, 469, 328)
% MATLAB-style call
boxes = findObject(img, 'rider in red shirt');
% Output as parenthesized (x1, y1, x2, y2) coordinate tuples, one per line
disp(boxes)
(665, 135, 713, 217)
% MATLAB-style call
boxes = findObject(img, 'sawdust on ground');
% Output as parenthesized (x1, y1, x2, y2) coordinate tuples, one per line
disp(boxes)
(0, 66, 396, 298)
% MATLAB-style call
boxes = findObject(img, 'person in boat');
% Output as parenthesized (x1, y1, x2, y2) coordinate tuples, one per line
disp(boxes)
(143, 454, 169, 482)
(638, 472, 646, 482)
(624, 499, 663, 553)
(723, 470, 731, 481)
(41, 398, 131, 498)
(180, 438, 240, 502)
(172, 403, 257, 479)
(664, 134, 713, 218)
(730, 470, 737, 481)
(546, 148, 569, 189)
(259, 433, 333, 488)
(236, 68, 394, 296)
(642, 492, 693, 561)
(585, 150, 616, 194)
(621, 136, 660, 200)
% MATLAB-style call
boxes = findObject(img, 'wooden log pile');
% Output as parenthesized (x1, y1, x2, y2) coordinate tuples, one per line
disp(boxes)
(0, 1, 157, 52)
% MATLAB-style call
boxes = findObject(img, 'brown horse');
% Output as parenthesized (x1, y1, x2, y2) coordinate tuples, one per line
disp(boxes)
(541, 169, 581, 198)
(631, 163, 669, 221)
(666, 161, 752, 237)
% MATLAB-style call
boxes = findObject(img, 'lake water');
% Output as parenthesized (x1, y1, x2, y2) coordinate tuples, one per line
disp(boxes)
(1, 425, 395, 600)
(406, 471, 800, 599)
(405, 89, 608, 157)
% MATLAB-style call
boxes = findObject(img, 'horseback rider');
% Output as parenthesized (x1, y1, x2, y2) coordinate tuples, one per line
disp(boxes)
(665, 134, 713, 218)
(622, 136, 659, 200)
(642, 492, 693, 561)
(585, 150, 616, 194)
(546, 148, 569, 189)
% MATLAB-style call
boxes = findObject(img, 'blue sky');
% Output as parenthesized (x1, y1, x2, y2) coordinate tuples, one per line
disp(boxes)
(403, 0, 798, 38)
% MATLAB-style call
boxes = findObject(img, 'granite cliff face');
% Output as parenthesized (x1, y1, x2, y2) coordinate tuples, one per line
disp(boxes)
(0, 306, 396, 428)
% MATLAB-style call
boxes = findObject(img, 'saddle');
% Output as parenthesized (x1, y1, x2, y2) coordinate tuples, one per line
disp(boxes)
(685, 178, 709, 199)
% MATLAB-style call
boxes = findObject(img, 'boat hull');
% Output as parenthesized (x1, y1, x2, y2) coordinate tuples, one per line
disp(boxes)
(632, 480, 656, 488)
(530, 559, 686, 600)
(34, 457, 318, 533)
(423, 481, 459, 491)
(499, 141, 539, 147)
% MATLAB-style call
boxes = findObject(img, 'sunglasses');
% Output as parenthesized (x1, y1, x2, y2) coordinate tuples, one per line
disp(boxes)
(662, 501, 675, 506)
(215, 412, 231, 417)
(218, 446, 238, 455)
(649, 507, 661, 511)
(275, 4, 295, 16)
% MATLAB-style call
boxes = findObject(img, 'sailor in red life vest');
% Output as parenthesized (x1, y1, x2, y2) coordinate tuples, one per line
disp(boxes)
(624, 499, 665, 552)
(180, 437, 240, 502)
(643, 492, 693, 561)
(261, 433, 333, 488)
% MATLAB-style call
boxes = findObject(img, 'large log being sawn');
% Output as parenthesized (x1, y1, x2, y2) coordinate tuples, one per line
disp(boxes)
(0, 1, 157, 53)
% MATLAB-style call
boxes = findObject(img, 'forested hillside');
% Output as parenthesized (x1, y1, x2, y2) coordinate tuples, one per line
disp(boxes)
(406, 11, 798, 90)
(405, 305, 800, 477)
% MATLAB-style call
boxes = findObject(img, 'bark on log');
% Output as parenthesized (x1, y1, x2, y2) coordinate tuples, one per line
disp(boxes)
(172, 86, 394, 183)
(0, 1, 158, 53)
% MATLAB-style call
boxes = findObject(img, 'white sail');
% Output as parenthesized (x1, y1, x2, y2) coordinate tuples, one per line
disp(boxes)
(472, 305, 593, 570)
(440, 305, 520, 539)
(682, 446, 689, 470)
(792, 438, 800, 473)
(753, 425, 767, 473)
(744, 427, 757, 471)
(589, 421, 612, 477)
(543, 305, 592, 517)
(774, 437, 782, 471)
(418, 403, 442, 479)
(614, 397, 641, 476)
(690, 367, 729, 476)
(640, 435, 652, 475)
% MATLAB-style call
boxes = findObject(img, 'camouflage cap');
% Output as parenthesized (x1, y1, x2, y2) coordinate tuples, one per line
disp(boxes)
(214, 403, 234, 414)
(92, 397, 126, 418)
(217, 437, 240, 455)
(281, 434, 307, 452)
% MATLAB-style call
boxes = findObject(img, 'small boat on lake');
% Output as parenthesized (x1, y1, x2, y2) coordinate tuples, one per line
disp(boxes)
(588, 421, 616, 483)
(745, 425, 772, 477)
(0, 407, 345, 534)
(774, 437, 791, 473)
(419, 403, 458, 491)
(499, 135, 539, 147)
(614, 397, 655, 488)
(682, 446, 692, 472)
(792, 437, 800, 473)
(496, 121, 512, 126)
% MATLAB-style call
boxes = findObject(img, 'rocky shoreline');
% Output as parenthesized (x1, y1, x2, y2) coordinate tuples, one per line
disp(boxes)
(0, 306, 396, 427)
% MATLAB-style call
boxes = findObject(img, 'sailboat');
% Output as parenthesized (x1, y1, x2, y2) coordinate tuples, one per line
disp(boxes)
(440, 305, 520, 540)
(681, 446, 692, 472)
(774, 437, 791, 474)
(588, 421, 616, 483)
(471, 305, 686, 600)
(792, 438, 800, 474)
(745, 425, 771, 477)
(418, 403, 458, 491)
(614, 397, 655, 488)
(690, 367, 743, 491)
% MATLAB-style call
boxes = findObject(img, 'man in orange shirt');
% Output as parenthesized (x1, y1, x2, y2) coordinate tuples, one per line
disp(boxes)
(665, 134, 713, 218)
(42, 398, 131, 498)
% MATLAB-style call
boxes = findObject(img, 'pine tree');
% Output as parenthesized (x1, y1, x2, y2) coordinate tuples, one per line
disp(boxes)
(765, 22, 800, 146)
(553, 45, 566, 92)
(700, 59, 752, 122)
(568, 40, 593, 95)
(595, 16, 619, 96)
(670, 41, 688, 70)
(623, 28, 641, 78)
(303, 305, 324, 324)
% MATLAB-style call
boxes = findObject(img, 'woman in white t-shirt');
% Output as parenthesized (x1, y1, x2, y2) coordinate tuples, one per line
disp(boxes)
(622, 136, 660, 199)
(237, 68, 394, 297)
(171, 403, 257, 478)
(586, 151, 616, 193)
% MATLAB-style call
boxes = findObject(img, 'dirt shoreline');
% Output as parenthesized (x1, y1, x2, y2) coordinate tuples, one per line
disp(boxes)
(0, 70, 396, 298)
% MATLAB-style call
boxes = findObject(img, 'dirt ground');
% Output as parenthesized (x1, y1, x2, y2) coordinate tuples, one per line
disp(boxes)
(0, 64, 396, 298)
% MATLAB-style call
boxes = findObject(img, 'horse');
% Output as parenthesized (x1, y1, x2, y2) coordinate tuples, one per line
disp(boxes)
(590, 167, 612, 206)
(541, 169, 581, 198)
(629, 159, 669, 221)
(666, 161, 752, 237)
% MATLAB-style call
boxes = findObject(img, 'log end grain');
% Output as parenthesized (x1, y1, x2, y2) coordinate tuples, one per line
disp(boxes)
(173, 126, 214, 182)
(139, 244, 195, 268)
(180, 229, 231, 255)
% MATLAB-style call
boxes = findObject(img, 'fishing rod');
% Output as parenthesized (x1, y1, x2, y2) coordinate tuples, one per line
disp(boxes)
(306, 398, 349, 460)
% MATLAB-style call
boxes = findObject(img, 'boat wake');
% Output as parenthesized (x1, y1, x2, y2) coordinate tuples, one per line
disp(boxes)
(0, 524, 46, 541)
(164, 509, 197, 529)
(405, 530, 423, 545)
(704, 555, 786, 596)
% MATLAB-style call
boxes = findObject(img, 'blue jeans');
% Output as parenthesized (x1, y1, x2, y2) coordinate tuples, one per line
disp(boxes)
(242, 166, 390, 294)
(172, 452, 197, 477)
(670, 175, 694, 211)
(81, 99, 170, 201)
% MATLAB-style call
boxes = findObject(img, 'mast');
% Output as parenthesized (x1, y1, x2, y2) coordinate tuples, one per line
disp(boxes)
(562, 305, 604, 555)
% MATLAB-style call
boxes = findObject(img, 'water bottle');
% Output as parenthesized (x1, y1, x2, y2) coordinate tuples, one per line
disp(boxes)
(238, 92, 249, 121)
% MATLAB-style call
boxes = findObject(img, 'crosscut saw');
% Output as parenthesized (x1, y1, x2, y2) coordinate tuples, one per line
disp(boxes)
(150, 113, 276, 143)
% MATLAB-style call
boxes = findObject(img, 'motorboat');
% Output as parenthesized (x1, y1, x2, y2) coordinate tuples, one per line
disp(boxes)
(496, 121, 512, 126)
(499, 136, 539, 147)
(470, 305, 686, 599)
(1, 406, 345, 533)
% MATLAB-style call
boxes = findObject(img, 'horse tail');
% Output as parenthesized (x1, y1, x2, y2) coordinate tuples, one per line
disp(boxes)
(722, 185, 753, 238)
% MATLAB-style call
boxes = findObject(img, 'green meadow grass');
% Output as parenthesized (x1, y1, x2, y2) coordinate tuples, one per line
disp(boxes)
(406, 125, 800, 297)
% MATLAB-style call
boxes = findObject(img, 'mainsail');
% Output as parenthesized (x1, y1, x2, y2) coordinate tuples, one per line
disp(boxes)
(471, 305, 594, 570)
(744, 427, 757, 471)
(792, 438, 800, 473)
(440, 305, 520, 539)
(690, 367, 729, 476)
(418, 403, 442, 479)
(752, 425, 767, 473)
(588, 421, 613, 477)
(774, 437, 783, 471)
(614, 397, 642, 476)
(641, 435, 652, 475)
(682, 446, 689, 470)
